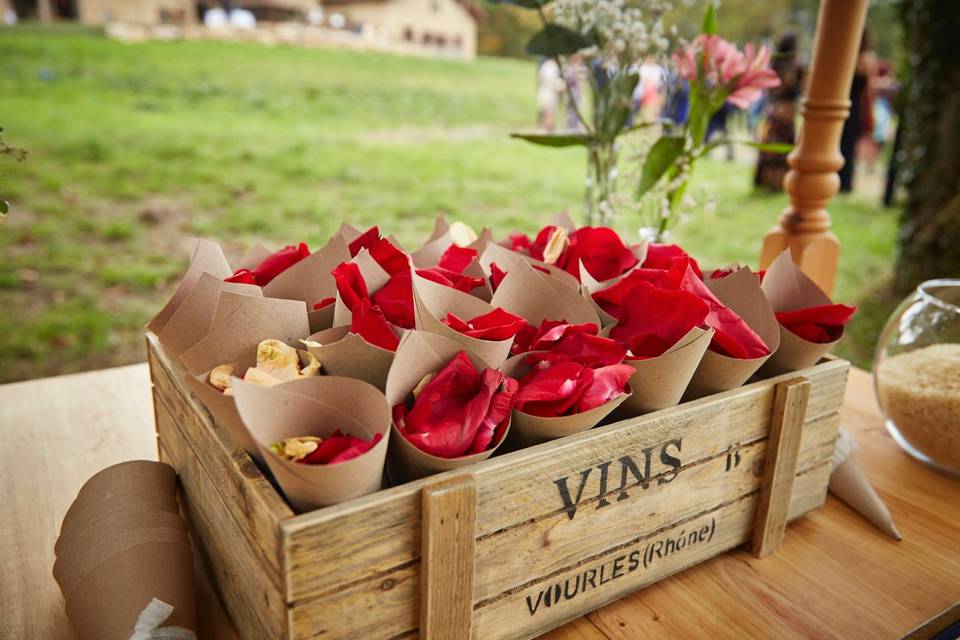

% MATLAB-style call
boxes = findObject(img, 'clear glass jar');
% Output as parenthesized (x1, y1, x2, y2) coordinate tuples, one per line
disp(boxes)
(873, 279, 960, 474)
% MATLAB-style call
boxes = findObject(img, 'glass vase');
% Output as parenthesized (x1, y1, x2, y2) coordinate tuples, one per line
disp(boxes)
(873, 279, 960, 474)
(584, 142, 618, 227)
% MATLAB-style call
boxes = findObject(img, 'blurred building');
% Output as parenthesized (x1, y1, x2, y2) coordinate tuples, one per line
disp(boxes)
(10, 0, 479, 59)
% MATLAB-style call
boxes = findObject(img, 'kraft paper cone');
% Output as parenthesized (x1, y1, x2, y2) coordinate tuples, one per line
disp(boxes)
(684, 268, 781, 399)
(58, 496, 180, 555)
(302, 325, 397, 392)
(334, 222, 364, 244)
(156, 273, 261, 358)
(332, 248, 391, 327)
(64, 534, 195, 640)
(262, 234, 351, 309)
(758, 250, 841, 376)
(468, 227, 494, 255)
(235, 242, 272, 271)
(500, 354, 631, 448)
(461, 257, 494, 302)
(233, 376, 391, 511)
(411, 216, 452, 267)
(577, 264, 621, 327)
(548, 211, 577, 232)
(56, 525, 190, 598)
(179, 292, 309, 376)
(412, 272, 513, 368)
(308, 303, 336, 334)
(55, 510, 186, 569)
(828, 428, 902, 540)
(614, 327, 715, 418)
(148, 238, 232, 335)
(479, 242, 581, 291)
(385, 331, 506, 483)
(73, 460, 176, 508)
(183, 359, 259, 460)
(491, 260, 600, 328)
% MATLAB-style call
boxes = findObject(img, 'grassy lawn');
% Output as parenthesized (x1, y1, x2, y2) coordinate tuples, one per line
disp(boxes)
(0, 25, 898, 382)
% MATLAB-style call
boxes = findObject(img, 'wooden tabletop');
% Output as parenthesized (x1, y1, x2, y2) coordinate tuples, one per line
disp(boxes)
(2, 365, 958, 639)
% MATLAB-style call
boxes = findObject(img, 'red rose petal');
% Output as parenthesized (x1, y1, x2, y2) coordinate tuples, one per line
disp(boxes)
(368, 237, 410, 276)
(776, 304, 856, 343)
(351, 299, 400, 351)
(300, 430, 383, 465)
(332, 261, 370, 312)
(489, 262, 507, 292)
(643, 243, 703, 278)
(557, 227, 638, 282)
(609, 280, 709, 358)
(437, 245, 478, 273)
(525, 331, 626, 368)
(312, 297, 336, 310)
(514, 361, 593, 417)
(225, 243, 310, 286)
(576, 363, 634, 412)
(349, 226, 380, 257)
(443, 307, 527, 341)
(371, 269, 415, 329)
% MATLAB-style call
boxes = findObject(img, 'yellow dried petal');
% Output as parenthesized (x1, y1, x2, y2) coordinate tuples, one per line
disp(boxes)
(449, 221, 479, 247)
(256, 339, 301, 381)
(541, 227, 568, 265)
(412, 372, 436, 400)
(270, 436, 323, 461)
(298, 351, 321, 378)
(209, 364, 234, 391)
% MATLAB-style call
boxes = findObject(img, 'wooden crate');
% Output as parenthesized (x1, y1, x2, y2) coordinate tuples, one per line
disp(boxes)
(147, 331, 849, 640)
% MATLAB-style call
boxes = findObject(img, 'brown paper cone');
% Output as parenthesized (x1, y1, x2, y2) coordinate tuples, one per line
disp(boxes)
(829, 455, 902, 540)
(156, 273, 261, 357)
(614, 327, 715, 418)
(491, 260, 600, 328)
(758, 250, 841, 376)
(548, 211, 577, 232)
(479, 242, 581, 291)
(500, 353, 631, 448)
(183, 361, 260, 460)
(412, 272, 513, 368)
(332, 248, 392, 327)
(410, 216, 452, 267)
(64, 535, 195, 640)
(262, 234, 351, 307)
(308, 303, 336, 334)
(179, 291, 309, 376)
(55, 510, 187, 570)
(303, 325, 397, 392)
(384, 331, 505, 483)
(73, 460, 177, 508)
(58, 497, 180, 556)
(684, 268, 781, 399)
(56, 525, 189, 597)
(461, 257, 494, 302)
(232, 376, 391, 511)
(334, 222, 364, 244)
(148, 238, 232, 335)
(468, 227, 495, 255)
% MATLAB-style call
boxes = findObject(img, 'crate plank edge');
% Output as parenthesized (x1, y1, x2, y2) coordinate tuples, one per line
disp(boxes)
(146, 331, 850, 640)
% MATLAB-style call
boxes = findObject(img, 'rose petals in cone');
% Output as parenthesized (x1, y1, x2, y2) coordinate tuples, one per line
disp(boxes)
(758, 250, 856, 375)
(233, 376, 391, 511)
(385, 331, 511, 482)
(443, 308, 526, 342)
(226, 242, 310, 286)
(393, 351, 517, 458)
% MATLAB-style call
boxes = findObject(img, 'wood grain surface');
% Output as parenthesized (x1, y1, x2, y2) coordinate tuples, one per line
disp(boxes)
(2, 365, 958, 639)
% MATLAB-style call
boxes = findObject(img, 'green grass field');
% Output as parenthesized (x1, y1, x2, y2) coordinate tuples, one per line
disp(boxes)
(0, 25, 898, 382)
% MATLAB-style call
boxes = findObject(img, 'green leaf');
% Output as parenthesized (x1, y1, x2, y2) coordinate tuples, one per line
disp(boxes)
(526, 25, 590, 56)
(599, 73, 639, 141)
(741, 141, 793, 154)
(510, 131, 593, 147)
(701, 2, 719, 35)
(0, 200, 8, 215)
(637, 136, 685, 198)
(488, 0, 546, 7)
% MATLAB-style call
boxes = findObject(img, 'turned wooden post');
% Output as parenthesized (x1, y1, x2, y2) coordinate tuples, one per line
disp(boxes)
(759, 0, 869, 296)
(37, 0, 55, 22)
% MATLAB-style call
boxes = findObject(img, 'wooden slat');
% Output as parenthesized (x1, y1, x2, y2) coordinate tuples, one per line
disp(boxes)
(156, 400, 287, 639)
(282, 360, 849, 603)
(148, 333, 292, 573)
(420, 475, 477, 640)
(752, 378, 811, 557)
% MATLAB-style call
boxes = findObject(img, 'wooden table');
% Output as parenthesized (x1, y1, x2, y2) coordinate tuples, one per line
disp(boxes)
(2, 365, 958, 639)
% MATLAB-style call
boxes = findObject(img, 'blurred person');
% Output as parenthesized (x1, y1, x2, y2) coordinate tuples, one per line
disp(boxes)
(537, 57, 564, 132)
(838, 29, 876, 193)
(755, 33, 804, 191)
(863, 60, 895, 173)
(660, 69, 690, 126)
(564, 54, 584, 131)
(707, 101, 736, 161)
(638, 59, 664, 122)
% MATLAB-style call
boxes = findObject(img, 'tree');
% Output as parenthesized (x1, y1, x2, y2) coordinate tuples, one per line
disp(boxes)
(894, 0, 960, 292)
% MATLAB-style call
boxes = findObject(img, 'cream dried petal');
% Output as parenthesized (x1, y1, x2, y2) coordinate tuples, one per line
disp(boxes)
(411, 372, 436, 400)
(242, 367, 284, 388)
(256, 339, 301, 381)
(541, 227, 569, 265)
(449, 220, 479, 247)
(209, 364, 234, 391)
(283, 436, 322, 461)
(298, 351, 321, 378)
